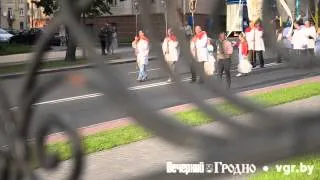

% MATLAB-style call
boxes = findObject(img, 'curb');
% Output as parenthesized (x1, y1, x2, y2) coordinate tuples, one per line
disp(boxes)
(45, 75, 320, 144)
(0, 56, 157, 79)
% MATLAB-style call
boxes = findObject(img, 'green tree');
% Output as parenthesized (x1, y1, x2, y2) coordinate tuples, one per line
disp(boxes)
(309, 0, 319, 28)
(34, 0, 113, 61)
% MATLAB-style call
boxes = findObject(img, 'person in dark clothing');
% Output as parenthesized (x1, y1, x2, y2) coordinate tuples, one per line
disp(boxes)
(105, 23, 113, 54)
(99, 27, 106, 55)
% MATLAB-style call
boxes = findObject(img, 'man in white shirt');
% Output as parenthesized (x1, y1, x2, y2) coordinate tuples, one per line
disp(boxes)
(291, 21, 308, 56)
(304, 20, 317, 56)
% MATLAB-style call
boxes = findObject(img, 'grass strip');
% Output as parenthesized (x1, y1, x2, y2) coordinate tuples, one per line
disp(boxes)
(0, 44, 33, 56)
(47, 82, 320, 162)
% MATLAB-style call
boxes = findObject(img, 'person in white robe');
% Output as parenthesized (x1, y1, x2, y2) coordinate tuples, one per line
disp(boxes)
(304, 20, 317, 57)
(291, 21, 308, 56)
(162, 28, 180, 82)
(245, 20, 265, 68)
(190, 26, 208, 83)
(132, 30, 150, 82)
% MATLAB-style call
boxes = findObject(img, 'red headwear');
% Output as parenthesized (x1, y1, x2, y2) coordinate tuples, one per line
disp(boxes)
(196, 31, 206, 39)
(168, 34, 177, 41)
(192, 31, 207, 42)
(245, 27, 252, 32)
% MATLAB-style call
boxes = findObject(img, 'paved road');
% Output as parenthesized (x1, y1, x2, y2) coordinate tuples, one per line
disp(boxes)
(0, 56, 319, 141)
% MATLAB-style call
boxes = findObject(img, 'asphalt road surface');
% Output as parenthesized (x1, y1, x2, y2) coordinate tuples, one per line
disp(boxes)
(0, 56, 320, 144)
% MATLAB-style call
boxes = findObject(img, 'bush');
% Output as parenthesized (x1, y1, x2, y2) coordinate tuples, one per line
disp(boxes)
(0, 44, 33, 56)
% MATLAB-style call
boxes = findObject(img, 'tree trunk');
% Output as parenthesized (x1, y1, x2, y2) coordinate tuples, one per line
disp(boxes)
(65, 26, 77, 62)
(315, 0, 319, 28)
(64, 12, 81, 62)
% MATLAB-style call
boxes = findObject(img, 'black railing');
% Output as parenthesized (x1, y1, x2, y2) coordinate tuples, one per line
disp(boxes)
(0, 0, 319, 179)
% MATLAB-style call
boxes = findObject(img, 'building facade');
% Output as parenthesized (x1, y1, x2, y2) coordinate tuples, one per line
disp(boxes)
(26, 0, 49, 29)
(0, 0, 28, 29)
(85, 0, 224, 42)
(0, 0, 49, 30)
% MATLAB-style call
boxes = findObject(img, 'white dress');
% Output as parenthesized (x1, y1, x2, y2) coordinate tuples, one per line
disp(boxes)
(204, 45, 216, 76)
(238, 43, 252, 74)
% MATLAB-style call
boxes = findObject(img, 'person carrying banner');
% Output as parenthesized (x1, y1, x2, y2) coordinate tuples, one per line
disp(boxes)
(190, 26, 208, 84)
(132, 30, 150, 82)
(162, 28, 180, 82)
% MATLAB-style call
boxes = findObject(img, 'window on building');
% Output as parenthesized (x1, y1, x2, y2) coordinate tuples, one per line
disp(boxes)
(20, 8, 24, 17)
(20, 22, 24, 30)
(8, 8, 13, 17)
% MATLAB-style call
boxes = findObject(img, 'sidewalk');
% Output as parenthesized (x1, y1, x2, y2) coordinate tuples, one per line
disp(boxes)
(0, 47, 137, 65)
(36, 96, 320, 180)
(0, 45, 278, 66)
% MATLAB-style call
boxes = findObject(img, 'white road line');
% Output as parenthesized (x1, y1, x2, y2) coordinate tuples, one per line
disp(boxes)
(8, 62, 280, 108)
(128, 68, 161, 75)
(35, 93, 104, 105)
(128, 62, 280, 74)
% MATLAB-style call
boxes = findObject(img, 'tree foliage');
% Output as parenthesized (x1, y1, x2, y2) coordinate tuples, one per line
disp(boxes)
(34, 0, 113, 17)
(33, 0, 115, 61)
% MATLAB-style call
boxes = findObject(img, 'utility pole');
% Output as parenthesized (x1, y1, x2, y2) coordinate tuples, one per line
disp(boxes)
(161, 0, 167, 36)
(31, 1, 34, 28)
(133, 0, 139, 36)
(189, 0, 197, 33)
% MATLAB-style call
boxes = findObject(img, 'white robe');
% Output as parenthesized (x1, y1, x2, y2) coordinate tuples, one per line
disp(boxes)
(304, 26, 317, 49)
(190, 33, 208, 62)
(245, 28, 265, 51)
(132, 39, 150, 66)
(162, 38, 180, 62)
(291, 28, 308, 50)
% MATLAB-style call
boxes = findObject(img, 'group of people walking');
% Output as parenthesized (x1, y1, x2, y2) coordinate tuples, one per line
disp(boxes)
(131, 26, 238, 88)
(277, 18, 319, 59)
(99, 23, 118, 55)
(131, 20, 269, 88)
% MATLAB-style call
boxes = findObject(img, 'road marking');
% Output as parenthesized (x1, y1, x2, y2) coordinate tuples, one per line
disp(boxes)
(8, 62, 280, 108)
(128, 68, 161, 75)
(35, 93, 103, 105)
(128, 78, 191, 90)
(128, 62, 280, 75)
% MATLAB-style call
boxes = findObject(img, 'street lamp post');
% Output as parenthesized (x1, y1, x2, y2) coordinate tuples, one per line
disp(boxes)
(161, 0, 168, 36)
(133, 0, 139, 36)
(31, 1, 34, 28)
(189, 0, 197, 33)
(133, 0, 139, 70)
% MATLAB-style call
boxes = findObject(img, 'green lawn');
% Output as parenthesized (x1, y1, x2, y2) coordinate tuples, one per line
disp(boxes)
(46, 82, 320, 171)
(0, 43, 33, 56)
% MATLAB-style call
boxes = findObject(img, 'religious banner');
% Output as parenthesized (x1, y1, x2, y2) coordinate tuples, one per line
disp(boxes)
(246, 0, 263, 22)
(226, 4, 244, 32)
